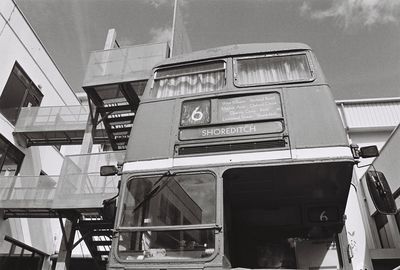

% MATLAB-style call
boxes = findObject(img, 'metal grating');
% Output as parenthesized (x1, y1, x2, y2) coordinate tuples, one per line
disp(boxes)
(337, 98, 400, 131)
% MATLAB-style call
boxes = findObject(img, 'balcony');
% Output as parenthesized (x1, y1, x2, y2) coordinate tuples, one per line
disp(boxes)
(13, 105, 108, 147)
(0, 151, 125, 217)
(53, 151, 124, 209)
(82, 43, 169, 150)
(83, 42, 169, 88)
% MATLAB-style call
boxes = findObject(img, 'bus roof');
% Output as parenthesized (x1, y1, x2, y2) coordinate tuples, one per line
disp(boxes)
(158, 43, 312, 68)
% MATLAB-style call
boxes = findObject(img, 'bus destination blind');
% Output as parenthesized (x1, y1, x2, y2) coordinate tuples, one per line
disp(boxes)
(179, 121, 283, 140)
(217, 93, 282, 123)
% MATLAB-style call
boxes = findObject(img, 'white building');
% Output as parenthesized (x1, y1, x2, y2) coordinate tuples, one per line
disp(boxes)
(0, 0, 80, 268)
(337, 98, 400, 270)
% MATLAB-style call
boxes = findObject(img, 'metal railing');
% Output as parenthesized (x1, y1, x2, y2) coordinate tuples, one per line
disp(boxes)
(0, 175, 57, 208)
(83, 42, 169, 87)
(14, 106, 89, 133)
(0, 151, 125, 210)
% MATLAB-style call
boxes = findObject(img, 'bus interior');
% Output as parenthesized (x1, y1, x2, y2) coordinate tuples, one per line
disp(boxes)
(223, 163, 353, 269)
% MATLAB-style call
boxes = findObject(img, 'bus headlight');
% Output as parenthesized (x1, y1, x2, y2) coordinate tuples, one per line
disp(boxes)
(181, 100, 211, 126)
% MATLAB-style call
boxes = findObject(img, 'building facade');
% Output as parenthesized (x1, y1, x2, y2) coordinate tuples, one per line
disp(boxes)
(337, 98, 400, 269)
(0, 0, 80, 268)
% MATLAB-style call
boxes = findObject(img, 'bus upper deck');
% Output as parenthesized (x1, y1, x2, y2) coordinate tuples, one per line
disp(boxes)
(125, 43, 351, 166)
(110, 43, 356, 269)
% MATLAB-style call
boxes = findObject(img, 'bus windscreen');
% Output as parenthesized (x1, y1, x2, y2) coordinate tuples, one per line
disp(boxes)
(235, 54, 312, 86)
(118, 173, 217, 261)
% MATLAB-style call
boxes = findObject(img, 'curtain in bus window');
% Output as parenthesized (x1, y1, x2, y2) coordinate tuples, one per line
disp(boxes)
(236, 54, 312, 85)
(152, 70, 225, 98)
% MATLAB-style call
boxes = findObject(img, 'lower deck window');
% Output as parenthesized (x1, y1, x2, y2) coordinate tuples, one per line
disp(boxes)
(118, 172, 216, 260)
(118, 229, 215, 260)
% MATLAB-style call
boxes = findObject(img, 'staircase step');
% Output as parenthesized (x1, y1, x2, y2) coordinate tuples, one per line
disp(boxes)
(90, 230, 113, 236)
(97, 250, 111, 256)
(98, 104, 132, 113)
(92, 240, 112, 246)
(79, 221, 114, 229)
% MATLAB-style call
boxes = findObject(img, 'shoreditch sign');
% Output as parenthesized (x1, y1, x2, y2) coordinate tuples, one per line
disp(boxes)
(179, 122, 283, 140)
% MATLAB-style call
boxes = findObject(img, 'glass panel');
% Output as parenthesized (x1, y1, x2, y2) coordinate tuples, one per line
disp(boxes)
(83, 43, 169, 87)
(150, 62, 225, 98)
(121, 173, 216, 227)
(118, 229, 215, 260)
(156, 62, 224, 79)
(53, 151, 124, 208)
(130, 80, 147, 97)
(236, 54, 312, 86)
(0, 152, 124, 209)
(14, 106, 90, 132)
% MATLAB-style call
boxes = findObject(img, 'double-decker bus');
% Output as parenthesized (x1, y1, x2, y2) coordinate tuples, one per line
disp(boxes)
(108, 43, 356, 269)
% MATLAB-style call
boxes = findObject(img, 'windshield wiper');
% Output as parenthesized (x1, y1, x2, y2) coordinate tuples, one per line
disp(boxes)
(133, 171, 175, 213)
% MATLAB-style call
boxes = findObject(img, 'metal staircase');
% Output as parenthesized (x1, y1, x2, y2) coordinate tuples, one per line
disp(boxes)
(0, 152, 124, 269)
(4, 42, 170, 269)
(85, 82, 141, 151)
(82, 43, 169, 150)
(77, 212, 114, 266)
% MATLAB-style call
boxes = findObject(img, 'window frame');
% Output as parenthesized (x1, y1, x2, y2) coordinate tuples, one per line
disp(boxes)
(0, 62, 44, 125)
(115, 170, 219, 263)
(118, 171, 218, 230)
(0, 133, 25, 176)
(233, 51, 315, 88)
(149, 60, 227, 99)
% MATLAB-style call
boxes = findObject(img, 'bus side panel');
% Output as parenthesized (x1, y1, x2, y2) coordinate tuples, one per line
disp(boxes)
(283, 85, 348, 149)
(126, 100, 176, 161)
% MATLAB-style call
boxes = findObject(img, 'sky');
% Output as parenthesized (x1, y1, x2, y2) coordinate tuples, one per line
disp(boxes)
(15, 0, 400, 100)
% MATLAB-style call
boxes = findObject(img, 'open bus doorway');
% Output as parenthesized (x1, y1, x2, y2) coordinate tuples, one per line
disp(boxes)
(222, 165, 348, 269)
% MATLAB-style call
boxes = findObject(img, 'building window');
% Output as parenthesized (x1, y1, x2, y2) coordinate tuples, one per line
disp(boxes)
(0, 62, 43, 125)
(0, 134, 24, 176)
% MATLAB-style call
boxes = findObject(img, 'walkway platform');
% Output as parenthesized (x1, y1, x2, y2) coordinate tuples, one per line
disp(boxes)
(13, 105, 108, 147)
(0, 151, 124, 217)
(82, 43, 169, 150)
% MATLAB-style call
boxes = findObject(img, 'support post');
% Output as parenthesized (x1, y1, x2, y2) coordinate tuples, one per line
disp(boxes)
(104, 28, 116, 50)
(55, 217, 77, 270)
(55, 28, 117, 270)
(100, 28, 117, 76)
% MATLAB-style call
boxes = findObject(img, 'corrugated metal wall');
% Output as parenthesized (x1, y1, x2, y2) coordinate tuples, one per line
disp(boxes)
(336, 98, 400, 132)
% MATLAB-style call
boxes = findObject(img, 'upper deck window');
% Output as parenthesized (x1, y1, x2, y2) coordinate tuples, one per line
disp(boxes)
(234, 53, 312, 86)
(150, 61, 225, 98)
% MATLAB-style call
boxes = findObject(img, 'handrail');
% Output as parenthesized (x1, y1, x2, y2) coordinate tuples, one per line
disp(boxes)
(4, 235, 50, 256)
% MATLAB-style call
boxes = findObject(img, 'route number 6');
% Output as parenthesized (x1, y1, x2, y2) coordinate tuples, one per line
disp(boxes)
(320, 210, 328, 222)
(191, 106, 203, 122)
